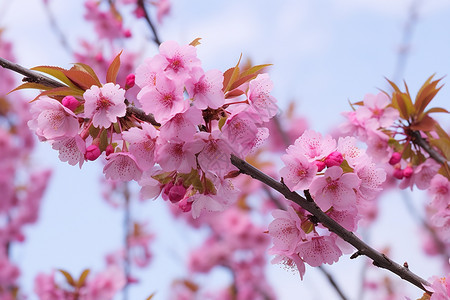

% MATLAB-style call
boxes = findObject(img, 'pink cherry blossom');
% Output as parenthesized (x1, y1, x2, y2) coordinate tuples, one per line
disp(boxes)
(122, 122, 159, 171)
(221, 112, 269, 157)
(271, 253, 306, 280)
(279, 152, 317, 191)
(360, 92, 399, 128)
(337, 136, 369, 167)
(429, 174, 450, 211)
(159, 105, 203, 142)
(399, 159, 441, 190)
(427, 275, 450, 300)
(134, 55, 166, 88)
(83, 83, 126, 128)
(156, 138, 204, 173)
(247, 73, 278, 122)
(289, 129, 336, 162)
(297, 235, 342, 267)
(51, 135, 86, 167)
(268, 206, 305, 255)
(158, 40, 201, 80)
(34, 271, 65, 300)
(185, 67, 225, 109)
(137, 73, 185, 124)
(103, 152, 142, 181)
(83, 266, 126, 300)
(28, 97, 79, 140)
(138, 167, 164, 200)
(355, 162, 386, 200)
(196, 130, 235, 175)
(309, 166, 361, 211)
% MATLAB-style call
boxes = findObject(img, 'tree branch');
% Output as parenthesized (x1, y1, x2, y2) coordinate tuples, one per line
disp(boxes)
(411, 130, 450, 169)
(230, 154, 430, 292)
(0, 57, 65, 88)
(0, 55, 431, 294)
(137, 0, 162, 46)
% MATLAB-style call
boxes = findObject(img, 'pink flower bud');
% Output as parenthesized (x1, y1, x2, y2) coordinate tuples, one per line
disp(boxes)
(324, 151, 344, 167)
(62, 96, 80, 112)
(314, 160, 326, 172)
(106, 144, 115, 156)
(125, 73, 135, 89)
(403, 166, 413, 178)
(85, 144, 101, 161)
(168, 184, 186, 203)
(134, 6, 145, 18)
(178, 198, 192, 212)
(389, 152, 402, 165)
(123, 29, 132, 38)
(393, 167, 404, 179)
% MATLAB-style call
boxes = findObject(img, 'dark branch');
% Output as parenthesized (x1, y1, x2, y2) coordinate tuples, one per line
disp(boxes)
(411, 130, 450, 169)
(137, 0, 162, 46)
(230, 154, 430, 292)
(0, 57, 65, 88)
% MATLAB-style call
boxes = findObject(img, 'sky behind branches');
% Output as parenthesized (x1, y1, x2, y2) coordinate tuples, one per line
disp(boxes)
(2, 0, 450, 299)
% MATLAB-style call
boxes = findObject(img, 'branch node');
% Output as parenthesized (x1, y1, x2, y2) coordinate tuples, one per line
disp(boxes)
(350, 251, 362, 259)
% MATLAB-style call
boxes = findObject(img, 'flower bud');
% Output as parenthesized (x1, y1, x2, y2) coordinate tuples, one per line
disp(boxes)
(168, 184, 186, 203)
(178, 198, 192, 212)
(125, 73, 135, 89)
(105, 144, 115, 156)
(324, 151, 344, 168)
(85, 144, 101, 161)
(393, 166, 404, 179)
(314, 160, 326, 172)
(62, 96, 80, 112)
(389, 152, 402, 165)
(403, 166, 413, 178)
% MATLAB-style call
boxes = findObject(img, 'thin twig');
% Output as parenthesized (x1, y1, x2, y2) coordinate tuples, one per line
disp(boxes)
(43, 1, 73, 54)
(137, 0, 162, 46)
(123, 182, 131, 300)
(411, 130, 450, 169)
(230, 154, 430, 292)
(318, 266, 348, 300)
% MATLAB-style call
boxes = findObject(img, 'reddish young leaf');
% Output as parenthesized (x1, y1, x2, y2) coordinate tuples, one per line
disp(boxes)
(239, 63, 271, 78)
(58, 269, 76, 287)
(63, 69, 99, 90)
(225, 89, 245, 99)
(106, 50, 123, 84)
(223, 54, 242, 92)
(189, 38, 202, 47)
(424, 107, 450, 115)
(414, 75, 443, 116)
(410, 115, 436, 131)
(73, 63, 101, 87)
(31, 66, 76, 88)
(9, 82, 52, 94)
(76, 269, 91, 289)
(31, 86, 84, 102)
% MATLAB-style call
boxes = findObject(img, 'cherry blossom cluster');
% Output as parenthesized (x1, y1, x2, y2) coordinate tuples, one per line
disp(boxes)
(0, 33, 51, 300)
(27, 40, 278, 220)
(341, 88, 450, 260)
(270, 129, 386, 278)
(178, 208, 274, 299)
(34, 266, 125, 300)
(83, 0, 170, 42)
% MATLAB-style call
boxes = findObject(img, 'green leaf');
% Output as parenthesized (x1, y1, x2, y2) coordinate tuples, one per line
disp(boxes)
(240, 63, 272, 78)
(106, 50, 123, 84)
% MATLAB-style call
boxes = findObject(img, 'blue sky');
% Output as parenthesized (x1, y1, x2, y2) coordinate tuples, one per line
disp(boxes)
(2, 0, 450, 299)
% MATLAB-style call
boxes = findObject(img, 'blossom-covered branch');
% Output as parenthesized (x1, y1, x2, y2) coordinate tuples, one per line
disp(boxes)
(230, 154, 430, 292)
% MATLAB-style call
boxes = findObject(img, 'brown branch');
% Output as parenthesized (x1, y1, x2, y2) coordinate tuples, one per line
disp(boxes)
(0, 57, 65, 88)
(137, 0, 162, 46)
(230, 154, 430, 292)
(0, 55, 431, 294)
(411, 130, 450, 169)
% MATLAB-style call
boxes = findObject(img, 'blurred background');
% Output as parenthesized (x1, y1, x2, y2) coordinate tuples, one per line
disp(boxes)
(1, 0, 449, 299)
